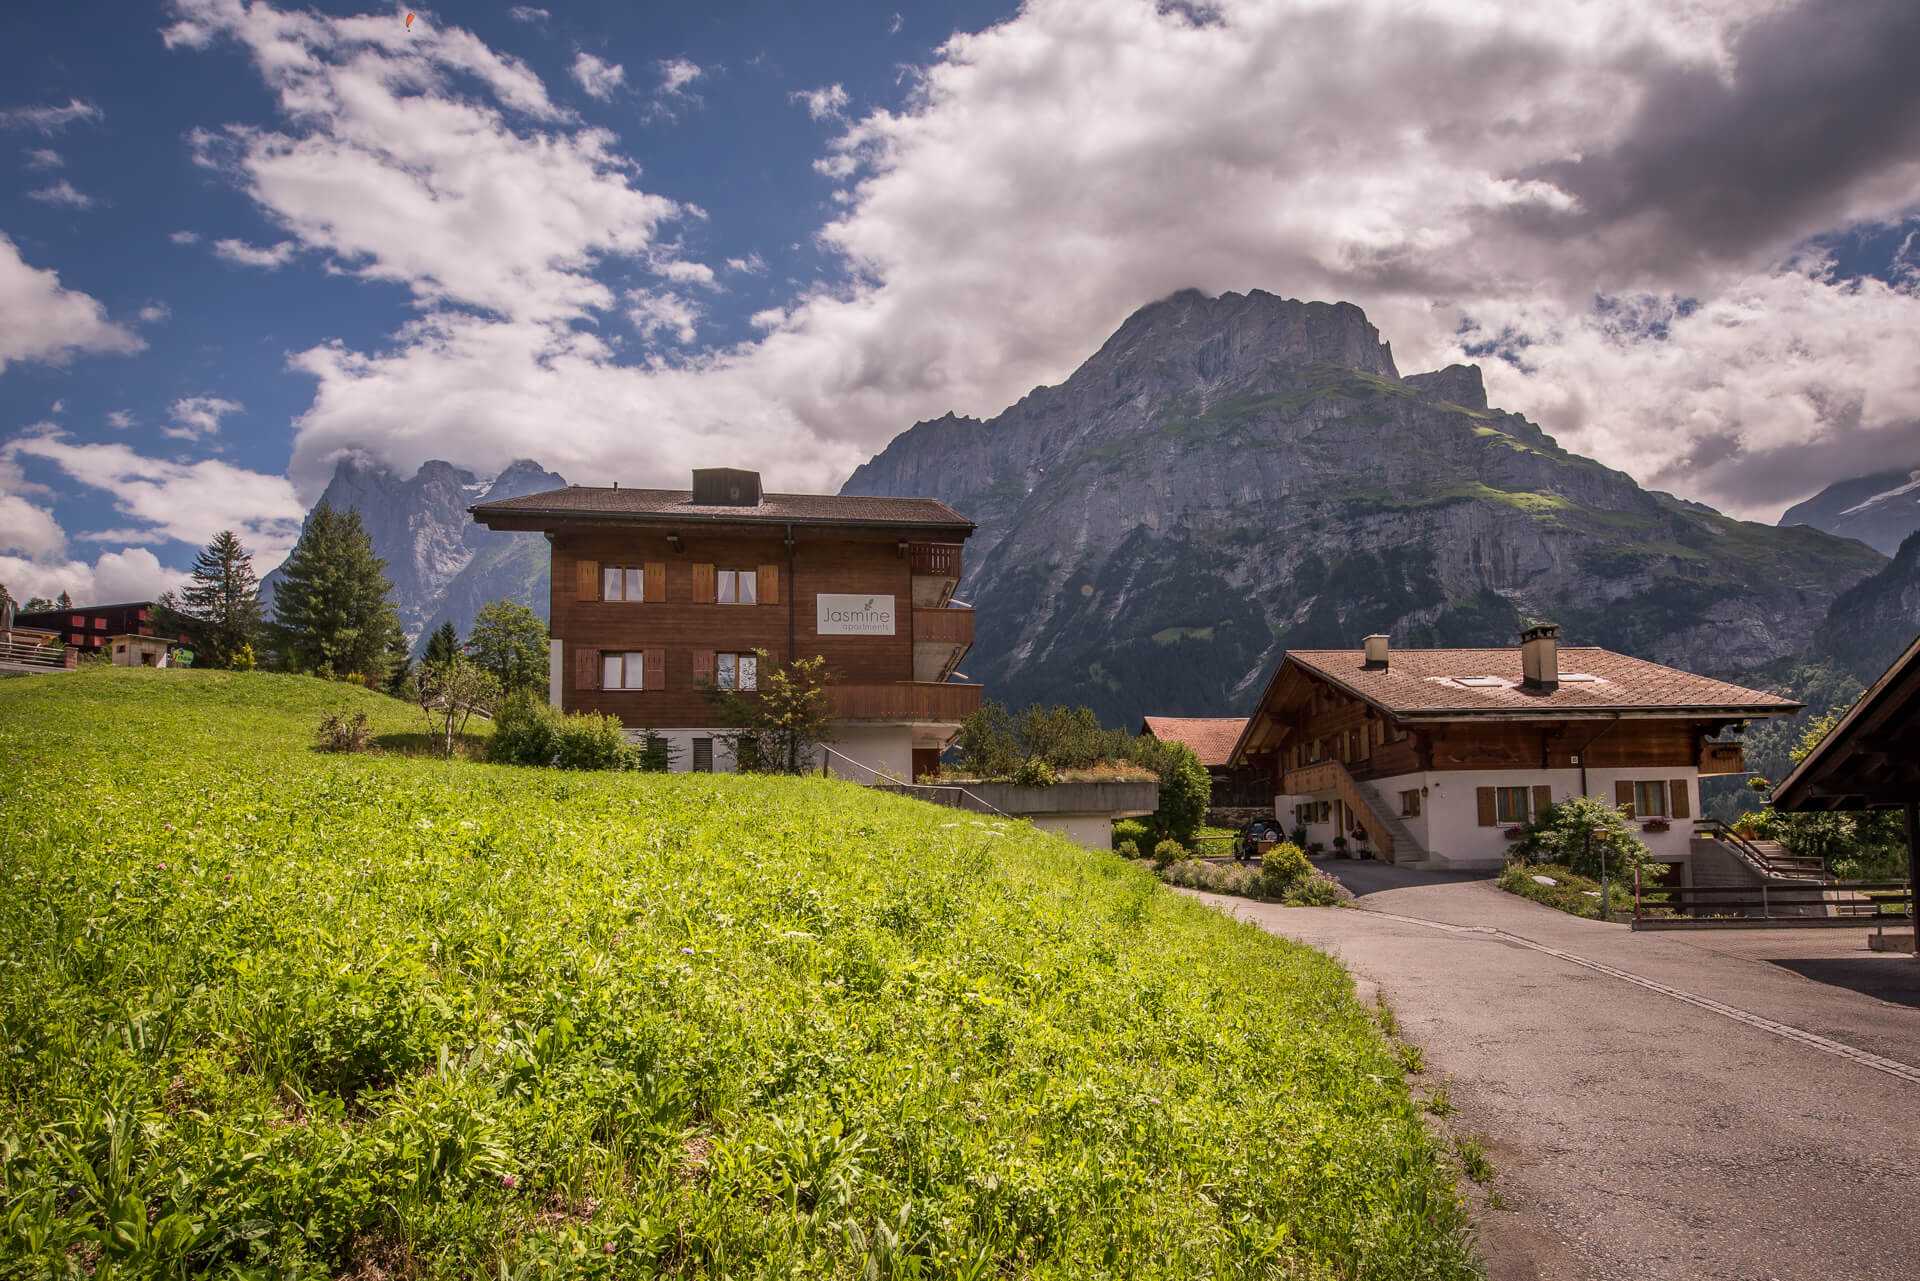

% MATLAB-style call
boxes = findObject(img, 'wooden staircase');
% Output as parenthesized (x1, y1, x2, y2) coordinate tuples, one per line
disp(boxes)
(1284, 759, 1430, 866)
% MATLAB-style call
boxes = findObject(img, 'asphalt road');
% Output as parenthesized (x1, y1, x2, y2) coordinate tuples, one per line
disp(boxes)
(1184, 865, 1920, 1281)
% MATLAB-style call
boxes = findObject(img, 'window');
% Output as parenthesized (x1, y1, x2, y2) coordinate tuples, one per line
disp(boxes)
(692, 737, 714, 772)
(1634, 781, 1669, 818)
(1400, 789, 1421, 818)
(716, 569, 757, 604)
(601, 651, 646, 690)
(602, 565, 650, 602)
(1317, 801, 1331, 823)
(716, 651, 758, 691)
(1495, 786, 1530, 824)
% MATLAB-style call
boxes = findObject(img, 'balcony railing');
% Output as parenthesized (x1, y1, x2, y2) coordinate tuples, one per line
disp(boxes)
(829, 681, 982, 724)
(912, 605, 974, 647)
(0, 631, 76, 672)
(908, 542, 963, 578)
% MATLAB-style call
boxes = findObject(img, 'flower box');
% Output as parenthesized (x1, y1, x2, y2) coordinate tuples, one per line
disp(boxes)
(1502, 826, 1526, 840)
(1641, 818, 1671, 833)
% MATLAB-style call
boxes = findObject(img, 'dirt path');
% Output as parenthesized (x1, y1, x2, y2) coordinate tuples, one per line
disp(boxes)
(1185, 866, 1920, 1281)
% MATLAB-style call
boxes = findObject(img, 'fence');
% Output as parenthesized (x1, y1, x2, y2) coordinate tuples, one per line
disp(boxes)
(1632, 870, 1915, 930)
(819, 744, 1008, 817)
(0, 634, 75, 672)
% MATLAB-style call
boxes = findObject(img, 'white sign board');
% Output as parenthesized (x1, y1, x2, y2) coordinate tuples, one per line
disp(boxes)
(817, 593, 897, 636)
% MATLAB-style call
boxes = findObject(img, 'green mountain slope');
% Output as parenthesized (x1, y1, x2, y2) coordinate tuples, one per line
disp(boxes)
(0, 669, 1473, 1279)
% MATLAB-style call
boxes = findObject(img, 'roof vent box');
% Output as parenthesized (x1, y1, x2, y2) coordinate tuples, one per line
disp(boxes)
(691, 468, 763, 507)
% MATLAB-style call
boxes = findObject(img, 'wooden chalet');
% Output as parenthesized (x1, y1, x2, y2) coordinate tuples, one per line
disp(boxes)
(1227, 625, 1801, 871)
(470, 468, 979, 779)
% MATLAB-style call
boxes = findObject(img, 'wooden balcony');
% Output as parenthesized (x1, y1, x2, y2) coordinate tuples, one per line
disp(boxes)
(0, 628, 76, 675)
(909, 542, 963, 608)
(912, 605, 974, 683)
(1698, 742, 1745, 776)
(829, 680, 982, 725)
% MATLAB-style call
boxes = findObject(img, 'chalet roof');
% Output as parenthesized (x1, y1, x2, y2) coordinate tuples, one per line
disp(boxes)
(1230, 645, 1800, 764)
(470, 485, 973, 533)
(1770, 633, 1920, 811)
(1140, 716, 1249, 768)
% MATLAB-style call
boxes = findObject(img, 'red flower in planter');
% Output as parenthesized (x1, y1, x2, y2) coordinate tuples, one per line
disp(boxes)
(1641, 818, 1671, 833)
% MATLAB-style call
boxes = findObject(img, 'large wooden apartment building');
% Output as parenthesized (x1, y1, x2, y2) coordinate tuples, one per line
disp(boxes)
(470, 468, 979, 778)
(1228, 624, 1801, 872)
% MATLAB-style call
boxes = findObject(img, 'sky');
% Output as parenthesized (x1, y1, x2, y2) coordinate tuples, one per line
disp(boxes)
(3, 0, 1919, 605)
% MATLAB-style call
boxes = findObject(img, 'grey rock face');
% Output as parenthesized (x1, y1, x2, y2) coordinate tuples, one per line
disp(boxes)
(844, 288, 1887, 725)
(1779, 465, 1920, 556)
(266, 456, 564, 650)
(1815, 529, 1920, 680)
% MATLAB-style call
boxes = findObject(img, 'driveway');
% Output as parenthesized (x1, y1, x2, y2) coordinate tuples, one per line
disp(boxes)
(1185, 863, 1920, 1281)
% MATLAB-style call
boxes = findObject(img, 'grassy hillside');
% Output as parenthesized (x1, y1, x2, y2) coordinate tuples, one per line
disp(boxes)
(0, 670, 1476, 1279)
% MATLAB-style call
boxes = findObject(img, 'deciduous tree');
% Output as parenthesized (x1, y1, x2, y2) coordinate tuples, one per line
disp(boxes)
(466, 600, 547, 693)
(706, 649, 833, 774)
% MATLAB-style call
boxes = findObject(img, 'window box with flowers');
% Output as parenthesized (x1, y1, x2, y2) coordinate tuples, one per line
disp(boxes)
(1640, 818, 1671, 834)
(1502, 825, 1526, 840)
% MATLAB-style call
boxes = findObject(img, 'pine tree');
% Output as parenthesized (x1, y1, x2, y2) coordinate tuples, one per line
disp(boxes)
(423, 621, 461, 665)
(156, 530, 263, 668)
(56, 591, 72, 610)
(466, 599, 547, 693)
(270, 503, 404, 681)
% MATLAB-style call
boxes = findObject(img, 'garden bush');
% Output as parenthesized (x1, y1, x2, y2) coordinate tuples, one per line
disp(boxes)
(1115, 838, 1140, 859)
(488, 693, 649, 772)
(1257, 841, 1312, 897)
(1509, 795, 1650, 879)
(1112, 818, 1149, 851)
(1152, 837, 1185, 869)
(0, 668, 1475, 1280)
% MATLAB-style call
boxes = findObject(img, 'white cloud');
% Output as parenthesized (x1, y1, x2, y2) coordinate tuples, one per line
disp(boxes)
(658, 57, 702, 96)
(0, 546, 189, 606)
(0, 492, 66, 559)
(211, 237, 299, 268)
(571, 52, 626, 101)
(0, 98, 103, 134)
(793, 84, 849, 121)
(166, 395, 244, 440)
(0, 233, 143, 374)
(625, 289, 700, 344)
(656, 259, 716, 287)
(169, 229, 200, 245)
(2, 431, 305, 571)
(106, 410, 136, 429)
(27, 179, 96, 209)
(508, 6, 550, 22)
(726, 253, 767, 274)
(25, 147, 62, 169)
(888, 13, 903, 35)
(168, 0, 678, 325)
(137, 302, 171, 324)
(164, 0, 1920, 523)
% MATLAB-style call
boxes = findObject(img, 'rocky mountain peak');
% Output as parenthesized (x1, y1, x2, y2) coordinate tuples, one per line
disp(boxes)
(1405, 364, 1487, 411)
(1089, 288, 1398, 385)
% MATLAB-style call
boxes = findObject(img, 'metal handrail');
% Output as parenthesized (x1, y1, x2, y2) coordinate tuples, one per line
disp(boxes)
(817, 744, 1009, 817)
(1693, 820, 1825, 880)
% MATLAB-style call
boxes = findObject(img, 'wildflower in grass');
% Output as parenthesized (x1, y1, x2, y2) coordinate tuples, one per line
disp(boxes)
(501, 1173, 519, 1190)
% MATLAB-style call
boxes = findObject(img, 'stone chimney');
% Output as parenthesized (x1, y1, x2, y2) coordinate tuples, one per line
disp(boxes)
(1520, 622, 1560, 691)
(1362, 633, 1389, 670)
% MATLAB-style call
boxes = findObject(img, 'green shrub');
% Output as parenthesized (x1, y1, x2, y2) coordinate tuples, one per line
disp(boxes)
(1011, 757, 1058, 788)
(1115, 838, 1140, 859)
(1258, 841, 1312, 896)
(1287, 870, 1345, 906)
(488, 693, 633, 771)
(1113, 818, 1149, 850)
(313, 709, 370, 753)
(1152, 838, 1185, 869)
(1162, 858, 1262, 897)
(1510, 795, 1649, 879)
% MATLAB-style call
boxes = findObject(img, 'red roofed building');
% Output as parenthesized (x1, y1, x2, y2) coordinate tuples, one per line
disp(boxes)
(471, 468, 980, 780)
(1227, 624, 1801, 872)
(1138, 715, 1271, 813)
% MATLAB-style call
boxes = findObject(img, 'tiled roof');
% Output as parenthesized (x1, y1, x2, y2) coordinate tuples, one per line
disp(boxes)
(471, 485, 972, 530)
(1140, 716, 1250, 767)
(1283, 648, 1801, 716)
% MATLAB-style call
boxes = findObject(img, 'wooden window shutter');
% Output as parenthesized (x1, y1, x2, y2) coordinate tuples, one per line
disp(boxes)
(1475, 787, 1496, 827)
(644, 647, 665, 691)
(1669, 779, 1690, 820)
(576, 559, 599, 602)
(758, 563, 780, 606)
(1615, 779, 1635, 817)
(574, 646, 599, 690)
(644, 562, 666, 603)
(1531, 785, 1552, 819)
(693, 563, 716, 604)
(692, 649, 715, 686)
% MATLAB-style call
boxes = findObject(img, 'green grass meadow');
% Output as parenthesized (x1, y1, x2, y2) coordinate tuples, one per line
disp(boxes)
(0, 669, 1478, 1278)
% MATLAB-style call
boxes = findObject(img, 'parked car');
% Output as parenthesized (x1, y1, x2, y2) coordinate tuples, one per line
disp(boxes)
(1234, 818, 1284, 861)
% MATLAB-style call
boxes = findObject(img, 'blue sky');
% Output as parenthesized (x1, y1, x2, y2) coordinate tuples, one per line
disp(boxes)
(3, 0, 1919, 604)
